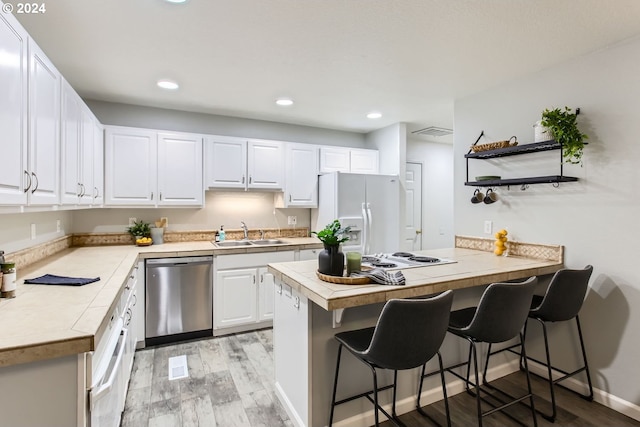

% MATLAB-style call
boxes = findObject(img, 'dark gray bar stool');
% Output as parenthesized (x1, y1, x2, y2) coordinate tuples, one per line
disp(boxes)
(444, 277, 538, 427)
(493, 265, 594, 421)
(329, 291, 454, 427)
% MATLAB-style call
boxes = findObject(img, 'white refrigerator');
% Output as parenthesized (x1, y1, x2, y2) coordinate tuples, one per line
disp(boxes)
(313, 172, 401, 254)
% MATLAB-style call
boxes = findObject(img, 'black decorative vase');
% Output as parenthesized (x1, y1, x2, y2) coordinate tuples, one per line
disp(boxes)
(318, 244, 344, 277)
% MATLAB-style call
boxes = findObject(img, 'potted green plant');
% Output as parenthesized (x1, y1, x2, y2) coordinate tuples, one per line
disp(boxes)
(312, 220, 351, 276)
(540, 106, 588, 165)
(126, 220, 151, 241)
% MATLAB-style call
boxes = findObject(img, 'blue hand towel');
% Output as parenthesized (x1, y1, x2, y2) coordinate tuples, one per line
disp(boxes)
(24, 274, 100, 286)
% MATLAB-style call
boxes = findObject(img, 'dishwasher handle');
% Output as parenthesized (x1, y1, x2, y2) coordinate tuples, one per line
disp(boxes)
(146, 256, 213, 266)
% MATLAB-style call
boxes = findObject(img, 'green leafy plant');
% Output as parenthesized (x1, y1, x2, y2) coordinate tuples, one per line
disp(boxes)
(312, 220, 351, 246)
(126, 220, 151, 237)
(540, 106, 588, 165)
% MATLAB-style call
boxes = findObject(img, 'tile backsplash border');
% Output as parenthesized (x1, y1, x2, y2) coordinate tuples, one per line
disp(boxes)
(3, 227, 309, 271)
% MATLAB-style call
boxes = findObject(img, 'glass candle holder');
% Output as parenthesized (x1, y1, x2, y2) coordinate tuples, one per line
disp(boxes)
(346, 252, 362, 276)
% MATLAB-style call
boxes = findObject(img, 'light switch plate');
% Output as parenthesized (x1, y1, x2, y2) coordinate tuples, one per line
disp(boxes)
(484, 220, 493, 234)
(30, 223, 36, 240)
(129, 218, 137, 227)
(56, 219, 61, 233)
(288, 216, 297, 225)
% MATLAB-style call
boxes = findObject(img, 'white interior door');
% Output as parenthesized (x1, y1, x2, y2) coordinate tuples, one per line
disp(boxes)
(404, 162, 423, 251)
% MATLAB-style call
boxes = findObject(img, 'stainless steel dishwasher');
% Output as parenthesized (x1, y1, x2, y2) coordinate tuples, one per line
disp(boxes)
(145, 256, 213, 346)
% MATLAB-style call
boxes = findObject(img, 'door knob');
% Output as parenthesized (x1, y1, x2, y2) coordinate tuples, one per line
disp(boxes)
(415, 229, 422, 235)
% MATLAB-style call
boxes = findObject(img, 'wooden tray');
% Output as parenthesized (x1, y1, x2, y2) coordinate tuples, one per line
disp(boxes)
(316, 269, 371, 285)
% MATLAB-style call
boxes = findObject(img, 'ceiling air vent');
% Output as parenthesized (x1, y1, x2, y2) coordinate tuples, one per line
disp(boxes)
(412, 126, 453, 137)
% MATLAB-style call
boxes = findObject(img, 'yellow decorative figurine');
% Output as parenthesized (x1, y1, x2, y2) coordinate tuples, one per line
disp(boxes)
(494, 229, 508, 256)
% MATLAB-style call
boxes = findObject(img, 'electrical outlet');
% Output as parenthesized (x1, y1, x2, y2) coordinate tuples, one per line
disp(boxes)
(30, 223, 36, 240)
(484, 220, 493, 234)
(129, 217, 137, 227)
(161, 217, 169, 227)
(56, 219, 61, 233)
(287, 216, 297, 225)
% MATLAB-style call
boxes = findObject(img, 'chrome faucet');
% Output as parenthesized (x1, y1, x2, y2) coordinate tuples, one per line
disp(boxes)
(241, 221, 249, 240)
(259, 229, 265, 240)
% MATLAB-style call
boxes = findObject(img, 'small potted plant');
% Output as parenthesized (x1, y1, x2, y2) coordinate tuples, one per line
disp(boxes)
(540, 106, 589, 165)
(312, 220, 351, 276)
(126, 220, 151, 244)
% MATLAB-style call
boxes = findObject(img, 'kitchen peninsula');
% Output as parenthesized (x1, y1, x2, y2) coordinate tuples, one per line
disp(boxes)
(267, 236, 564, 427)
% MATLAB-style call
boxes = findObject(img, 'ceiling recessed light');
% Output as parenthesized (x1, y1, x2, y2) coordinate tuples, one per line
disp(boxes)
(157, 79, 179, 90)
(276, 98, 294, 106)
(367, 112, 382, 119)
(164, 0, 188, 3)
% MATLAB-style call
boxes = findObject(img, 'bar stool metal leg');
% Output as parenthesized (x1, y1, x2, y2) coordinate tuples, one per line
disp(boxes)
(329, 343, 344, 427)
(416, 352, 452, 427)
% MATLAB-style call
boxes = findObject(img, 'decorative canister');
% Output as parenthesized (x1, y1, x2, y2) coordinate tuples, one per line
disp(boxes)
(534, 120, 553, 142)
(1, 262, 17, 298)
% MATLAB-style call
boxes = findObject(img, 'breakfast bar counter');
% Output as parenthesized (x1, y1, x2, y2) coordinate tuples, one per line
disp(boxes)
(267, 237, 564, 427)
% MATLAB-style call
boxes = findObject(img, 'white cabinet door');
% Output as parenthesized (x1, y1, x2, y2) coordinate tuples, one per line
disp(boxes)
(298, 248, 320, 261)
(157, 132, 203, 206)
(350, 148, 379, 174)
(319, 146, 350, 173)
(247, 140, 283, 189)
(206, 137, 246, 189)
(79, 105, 95, 205)
(282, 143, 318, 207)
(27, 39, 60, 205)
(105, 127, 157, 205)
(214, 268, 257, 329)
(258, 267, 275, 321)
(60, 80, 82, 205)
(92, 121, 104, 206)
(0, 12, 28, 205)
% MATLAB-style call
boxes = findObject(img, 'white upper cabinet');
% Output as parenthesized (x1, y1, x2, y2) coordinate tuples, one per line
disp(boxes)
(105, 126, 203, 207)
(247, 139, 284, 189)
(105, 127, 157, 206)
(27, 38, 60, 205)
(80, 106, 96, 205)
(350, 148, 379, 174)
(60, 80, 82, 205)
(0, 11, 28, 205)
(206, 136, 283, 190)
(275, 142, 318, 208)
(92, 121, 104, 206)
(319, 146, 379, 174)
(206, 137, 246, 189)
(157, 132, 203, 206)
(319, 146, 350, 173)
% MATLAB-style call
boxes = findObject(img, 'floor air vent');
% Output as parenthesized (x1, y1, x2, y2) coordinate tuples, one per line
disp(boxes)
(168, 355, 189, 380)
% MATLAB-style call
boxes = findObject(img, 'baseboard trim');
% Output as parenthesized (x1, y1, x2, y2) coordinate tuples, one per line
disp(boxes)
(274, 381, 306, 427)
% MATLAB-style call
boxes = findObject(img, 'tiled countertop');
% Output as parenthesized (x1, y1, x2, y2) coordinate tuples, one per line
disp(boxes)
(0, 238, 321, 368)
(268, 247, 564, 311)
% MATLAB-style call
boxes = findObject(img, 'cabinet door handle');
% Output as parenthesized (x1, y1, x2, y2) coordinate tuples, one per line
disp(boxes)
(94, 186, 99, 198)
(160, 192, 163, 200)
(31, 172, 39, 193)
(132, 294, 137, 307)
(260, 274, 264, 283)
(249, 176, 252, 184)
(23, 170, 31, 193)
(80, 183, 86, 197)
(289, 194, 292, 202)
(253, 275, 256, 284)
(294, 296, 300, 309)
(151, 192, 154, 200)
(277, 283, 282, 294)
(242, 175, 245, 184)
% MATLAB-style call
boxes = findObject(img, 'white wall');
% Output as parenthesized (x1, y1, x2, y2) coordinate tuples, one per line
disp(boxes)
(70, 191, 310, 234)
(364, 122, 407, 178)
(0, 211, 72, 253)
(407, 138, 454, 249)
(86, 100, 366, 148)
(454, 36, 640, 408)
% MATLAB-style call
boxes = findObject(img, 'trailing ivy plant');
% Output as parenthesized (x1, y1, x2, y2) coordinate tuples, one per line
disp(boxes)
(540, 106, 588, 165)
(312, 220, 351, 247)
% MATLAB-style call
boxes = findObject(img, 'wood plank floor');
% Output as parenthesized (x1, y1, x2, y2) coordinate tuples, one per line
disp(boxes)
(121, 329, 639, 427)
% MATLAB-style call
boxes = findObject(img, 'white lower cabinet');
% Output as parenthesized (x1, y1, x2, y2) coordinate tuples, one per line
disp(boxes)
(214, 251, 294, 334)
(298, 248, 320, 261)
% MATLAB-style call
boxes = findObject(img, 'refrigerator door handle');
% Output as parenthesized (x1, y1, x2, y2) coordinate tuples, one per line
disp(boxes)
(361, 202, 368, 254)
(366, 203, 373, 254)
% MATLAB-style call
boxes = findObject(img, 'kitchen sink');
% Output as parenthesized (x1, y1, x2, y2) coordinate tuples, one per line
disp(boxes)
(215, 240, 254, 247)
(249, 239, 287, 245)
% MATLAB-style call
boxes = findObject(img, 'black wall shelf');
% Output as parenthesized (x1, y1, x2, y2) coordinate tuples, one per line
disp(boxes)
(465, 138, 579, 188)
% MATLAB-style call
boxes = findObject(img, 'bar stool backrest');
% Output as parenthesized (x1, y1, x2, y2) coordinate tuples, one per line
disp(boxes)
(364, 290, 454, 370)
(531, 265, 593, 322)
(462, 277, 538, 343)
